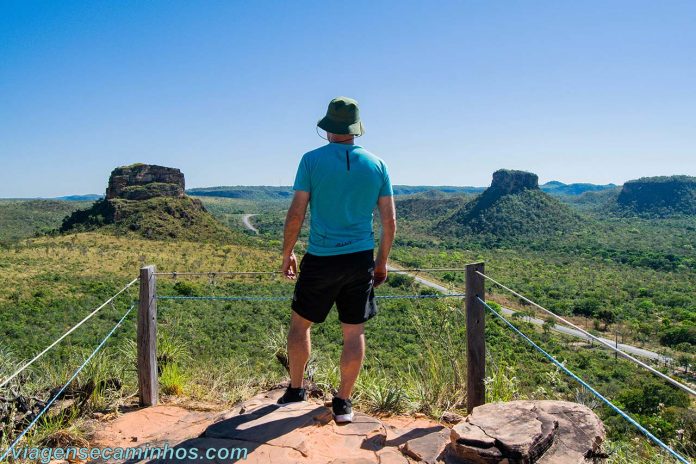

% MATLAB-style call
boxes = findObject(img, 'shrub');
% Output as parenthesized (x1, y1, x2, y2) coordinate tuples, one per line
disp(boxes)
(160, 363, 185, 396)
(173, 281, 202, 297)
(660, 325, 696, 347)
(387, 273, 415, 289)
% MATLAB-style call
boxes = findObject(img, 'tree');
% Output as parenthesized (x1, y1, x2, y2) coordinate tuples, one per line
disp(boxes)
(573, 297, 601, 317)
(676, 353, 692, 374)
(596, 309, 616, 330)
(617, 380, 690, 415)
(542, 318, 555, 335)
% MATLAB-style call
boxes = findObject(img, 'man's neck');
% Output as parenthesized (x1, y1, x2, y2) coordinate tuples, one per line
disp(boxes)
(331, 137, 355, 144)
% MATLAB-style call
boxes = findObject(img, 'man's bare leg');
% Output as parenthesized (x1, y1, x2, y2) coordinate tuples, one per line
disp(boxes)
(288, 311, 313, 388)
(337, 322, 366, 399)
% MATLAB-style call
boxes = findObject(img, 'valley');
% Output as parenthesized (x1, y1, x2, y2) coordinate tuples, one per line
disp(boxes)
(0, 167, 694, 463)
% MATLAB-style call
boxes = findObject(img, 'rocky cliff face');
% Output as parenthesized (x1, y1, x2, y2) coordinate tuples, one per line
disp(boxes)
(438, 169, 580, 241)
(60, 164, 237, 242)
(106, 164, 185, 200)
(489, 169, 539, 195)
(618, 175, 696, 216)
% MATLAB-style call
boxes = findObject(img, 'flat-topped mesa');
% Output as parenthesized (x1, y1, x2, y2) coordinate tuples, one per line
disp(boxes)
(618, 175, 696, 215)
(106, 164, 185, 200)
(60, 163, 236, 241)
(489, 169, 539, 196)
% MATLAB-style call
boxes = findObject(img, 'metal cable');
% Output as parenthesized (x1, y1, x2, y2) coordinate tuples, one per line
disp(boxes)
(0, 279, 139, 390)
(153, 268, 469, 277)
(0, 303, 135, 463)
(156, 293, 466, 302)
(476, 271, 696, 397)
(479, 297, 689, 464)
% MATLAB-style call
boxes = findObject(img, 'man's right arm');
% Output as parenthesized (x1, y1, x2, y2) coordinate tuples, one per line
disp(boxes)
(281, 190, 310, 279)
(374, 195, 396, 286)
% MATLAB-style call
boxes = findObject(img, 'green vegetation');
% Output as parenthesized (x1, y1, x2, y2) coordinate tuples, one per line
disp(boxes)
(618, 175, 696, 217)
(187, 185, 485, 200)
(541, 180, 617, 196)
(0, 175, 695, 462)
(0, 200, 91, 243)
(439, 189, 583, 243)
(60, 197, 247, 243)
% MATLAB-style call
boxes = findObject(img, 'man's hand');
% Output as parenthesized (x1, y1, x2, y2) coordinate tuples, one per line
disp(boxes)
(375, 196, 395, 288)
(282, 252, 299, 279)
(373, 261, 388, 287)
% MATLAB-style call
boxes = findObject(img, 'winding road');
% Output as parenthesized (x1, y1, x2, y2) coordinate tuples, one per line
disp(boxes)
(241, 214, 259, 235)
(239, 212, 668, 364)
(389, 265, 669, 363)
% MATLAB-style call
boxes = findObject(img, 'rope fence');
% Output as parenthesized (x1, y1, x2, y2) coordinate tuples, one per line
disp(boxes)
(479, 296, 690, 464)
(0, 278, 139, 390)
(156, 293, 467, 302)
(476, 271, 696, 397)
(0, 303, 136, 463)
(4, 265, 690, 462)
(153, 267, 470, 278)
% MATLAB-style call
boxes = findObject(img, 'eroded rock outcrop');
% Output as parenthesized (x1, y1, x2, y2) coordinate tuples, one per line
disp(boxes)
(449, 401, 605, 463)
(60, 164, 236, 241)
(106, 164, 185, 200)
(438, 169, 580, 240)
(488, 169, 539, 196)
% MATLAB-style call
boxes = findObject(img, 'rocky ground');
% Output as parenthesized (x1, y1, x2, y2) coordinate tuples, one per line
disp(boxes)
(78, 389, 604, 464)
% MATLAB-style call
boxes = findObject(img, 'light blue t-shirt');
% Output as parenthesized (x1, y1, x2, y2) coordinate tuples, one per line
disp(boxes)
(293, 143, 393, 256)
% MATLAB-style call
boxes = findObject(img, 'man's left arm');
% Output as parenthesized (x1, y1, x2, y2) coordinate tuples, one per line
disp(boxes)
(281, 191, 310, 279)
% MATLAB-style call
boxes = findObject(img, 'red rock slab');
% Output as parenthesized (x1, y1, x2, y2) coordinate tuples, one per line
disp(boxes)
(376, 447, 410, 464)
(204, 402, 328, 456)
(146, 437, 306, 464)
(90, 405, 223, 449)
(399, 428, 450, 464)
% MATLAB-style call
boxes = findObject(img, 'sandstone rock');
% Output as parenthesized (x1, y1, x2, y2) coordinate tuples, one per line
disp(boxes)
(489, 169, 539, 195)
(89, 391, 605, 464)
(106, 164, 185, 200)
(447, 401, 605, 464)
(89, 405, 224, 449)
(399, 427, 449, 463)
(331, 459, 377, 464)
(441, 411, 464, 425)
(204, 402, 322, 456)
(377, 448, 409, 464)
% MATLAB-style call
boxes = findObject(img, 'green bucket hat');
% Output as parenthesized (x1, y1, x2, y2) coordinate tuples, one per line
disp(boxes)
(317, 96, 364, 136)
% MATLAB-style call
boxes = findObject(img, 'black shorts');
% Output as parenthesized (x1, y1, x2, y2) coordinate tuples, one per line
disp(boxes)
(291, 250, 377, 324)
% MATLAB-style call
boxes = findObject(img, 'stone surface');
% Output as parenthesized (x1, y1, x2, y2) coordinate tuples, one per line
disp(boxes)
(106, 164, 185, 200)
(89, 394, 605, 464)
(399, 428, 450, 464)
(448, 400, 605, 464)
(377, 448, 410, 464)
(89, 405, 224, 449)
(441, 411, 464, 425)
(489, 169, 539, 195)
(90, 390, 436, 463)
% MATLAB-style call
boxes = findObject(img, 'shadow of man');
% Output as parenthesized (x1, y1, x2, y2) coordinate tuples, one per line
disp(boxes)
(125, 402, 329, 463)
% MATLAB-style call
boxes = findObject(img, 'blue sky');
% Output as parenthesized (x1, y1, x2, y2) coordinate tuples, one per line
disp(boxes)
(1, 0, 694, 197)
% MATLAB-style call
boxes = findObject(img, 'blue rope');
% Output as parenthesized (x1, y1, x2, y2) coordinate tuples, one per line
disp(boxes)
(159, 295, 288, 301)
(156, 293, 466, 301)
(0, 304, 135, 463)
(478, 297, 690, 464)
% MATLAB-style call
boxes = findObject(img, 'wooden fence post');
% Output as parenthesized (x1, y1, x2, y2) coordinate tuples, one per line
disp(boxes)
(138, 265, 158, 406)
(466, 262, 485, 413)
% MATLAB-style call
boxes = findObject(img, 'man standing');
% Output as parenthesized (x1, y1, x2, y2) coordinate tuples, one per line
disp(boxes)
(279, 97, 396, 423)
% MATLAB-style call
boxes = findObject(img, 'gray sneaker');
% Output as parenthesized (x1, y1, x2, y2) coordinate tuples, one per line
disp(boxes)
(332, 397, 354, 423)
